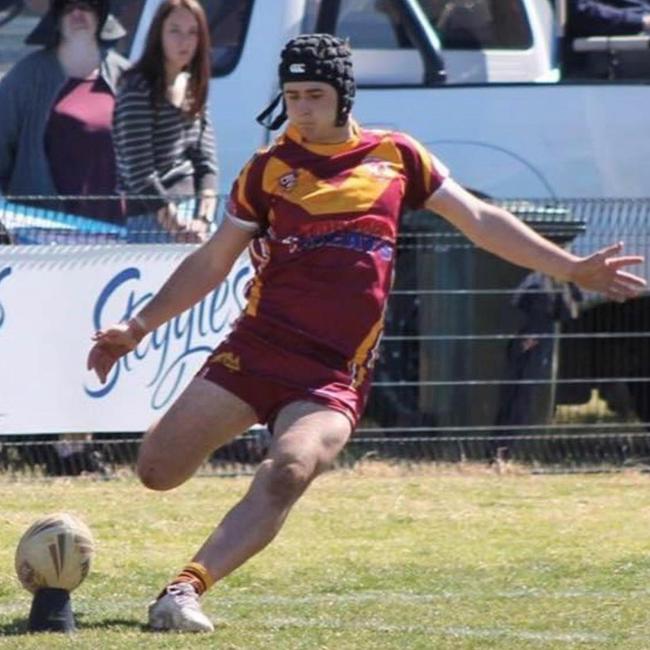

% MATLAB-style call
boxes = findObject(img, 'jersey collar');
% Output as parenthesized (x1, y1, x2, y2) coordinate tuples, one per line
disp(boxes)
(284, 119, 362, 155)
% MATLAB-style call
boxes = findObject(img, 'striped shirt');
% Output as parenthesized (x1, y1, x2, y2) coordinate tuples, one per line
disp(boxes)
(113, 72, 218, 203)
(227, 121, 449, 387)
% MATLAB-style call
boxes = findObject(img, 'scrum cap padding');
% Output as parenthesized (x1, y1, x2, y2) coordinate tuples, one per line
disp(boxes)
(257, 33, 356, 129)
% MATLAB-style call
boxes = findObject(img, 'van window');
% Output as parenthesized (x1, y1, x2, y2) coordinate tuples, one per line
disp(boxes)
(118, 0, 255, 76)
(303, 0, 322, 33)
(335, 0, 414, 50)
(423, 0, 532, 50)
(331, 0, 537, 85)
(332, 0, 421, 84)
(204, 0, 255, 77)
(333, 0, 531, 51)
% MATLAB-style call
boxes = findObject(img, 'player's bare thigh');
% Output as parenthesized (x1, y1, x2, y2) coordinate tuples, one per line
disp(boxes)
(137, 376, 258, 490)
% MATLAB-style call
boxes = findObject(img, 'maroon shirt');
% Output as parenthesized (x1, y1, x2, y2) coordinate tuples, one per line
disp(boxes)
(227, 123, 449, 387)
(45, 76, 125, 223)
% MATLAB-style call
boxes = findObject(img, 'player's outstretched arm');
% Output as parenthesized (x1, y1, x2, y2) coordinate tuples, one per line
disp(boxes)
(425, 178, 647, 301)
(87, 219, 254, 383)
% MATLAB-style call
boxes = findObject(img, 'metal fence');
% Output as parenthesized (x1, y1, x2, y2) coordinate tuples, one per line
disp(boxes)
(1, 195, 648, 476)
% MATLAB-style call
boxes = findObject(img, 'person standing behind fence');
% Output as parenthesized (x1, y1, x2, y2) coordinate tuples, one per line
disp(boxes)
(113, 0, 218, 244)
(0, 0, 129, 223)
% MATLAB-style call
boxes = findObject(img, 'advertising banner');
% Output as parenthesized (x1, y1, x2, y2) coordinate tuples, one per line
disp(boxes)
(0, 245, 252, 434)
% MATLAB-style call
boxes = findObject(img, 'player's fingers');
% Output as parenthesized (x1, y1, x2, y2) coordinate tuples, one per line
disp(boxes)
(101, 359, 114, 383)
(607, 256, 645, 270)
(89, 351, 106, 382)
(601, 285, 629, 303)
(606, 277, 643, 299)
(596, 242, 624, 258)
(97, 330, 135, 348)
(91, 329, 116, 343)
(613, 270, 647, 287)
(88, 346, 118, 380)
(88, 353, 105, 382)
(86, 347, 96, 371)
(98, 353, 117, 384)
(87, 345, 108, 371)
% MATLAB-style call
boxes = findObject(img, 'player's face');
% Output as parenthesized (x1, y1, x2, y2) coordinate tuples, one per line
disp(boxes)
(283, 82, 343, 142)
(162, 6, 200, 74)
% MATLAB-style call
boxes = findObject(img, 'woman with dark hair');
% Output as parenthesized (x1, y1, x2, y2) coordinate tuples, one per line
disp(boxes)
(114, 0, 218, 243)
(0, 0, 129, 224)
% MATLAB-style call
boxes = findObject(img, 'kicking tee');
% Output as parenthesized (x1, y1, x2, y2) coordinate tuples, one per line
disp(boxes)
(226, 122, 449, 386)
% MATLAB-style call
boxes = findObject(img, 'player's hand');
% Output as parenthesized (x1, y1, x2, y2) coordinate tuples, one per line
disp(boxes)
(87, 319, 147, 384)
(571, 242, 646, 302)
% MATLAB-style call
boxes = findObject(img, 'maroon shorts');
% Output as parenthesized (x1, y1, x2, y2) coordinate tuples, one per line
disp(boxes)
(196, 320, 371, 430)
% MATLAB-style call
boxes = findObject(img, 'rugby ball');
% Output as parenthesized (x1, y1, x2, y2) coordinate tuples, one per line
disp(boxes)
(15, 513, 94, 593)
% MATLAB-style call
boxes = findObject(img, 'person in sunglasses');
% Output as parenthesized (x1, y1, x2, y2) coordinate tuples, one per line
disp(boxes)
(0, 0, 129, 225)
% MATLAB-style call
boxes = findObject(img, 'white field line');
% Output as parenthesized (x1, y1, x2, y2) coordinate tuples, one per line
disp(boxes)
(3, 590, 650, 644)
(250, 617, 610, 644)
(4, 587, 650, 614)
(0, 607, 621, 645)
(216, 588, 650, 605)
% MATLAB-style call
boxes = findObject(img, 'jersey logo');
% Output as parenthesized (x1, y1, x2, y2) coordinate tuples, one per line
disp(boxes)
(278, 170, 299, 192)
(361, 156, 394, 180)
(210, 351, 241, 373)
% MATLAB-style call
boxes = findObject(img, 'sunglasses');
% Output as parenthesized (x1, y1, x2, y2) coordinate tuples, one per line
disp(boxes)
(60, 0, 101, 14)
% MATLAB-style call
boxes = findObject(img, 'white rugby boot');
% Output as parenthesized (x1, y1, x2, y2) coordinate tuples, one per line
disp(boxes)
(148, 582, 214, 632)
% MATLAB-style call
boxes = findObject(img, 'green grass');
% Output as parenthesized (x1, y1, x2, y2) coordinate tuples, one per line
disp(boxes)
(2, 464, 650, 649)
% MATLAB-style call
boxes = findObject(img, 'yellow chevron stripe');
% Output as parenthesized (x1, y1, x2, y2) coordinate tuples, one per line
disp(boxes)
(400, 133, 435, 196)
(350, 315, 385, 388)
(237, 159, 256, 218)
(262, 142, 403, 216)
(245, 275, 263, 317)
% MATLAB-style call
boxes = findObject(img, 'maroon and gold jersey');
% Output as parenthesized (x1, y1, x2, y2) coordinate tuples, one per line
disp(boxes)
(226, 122, 449, 387)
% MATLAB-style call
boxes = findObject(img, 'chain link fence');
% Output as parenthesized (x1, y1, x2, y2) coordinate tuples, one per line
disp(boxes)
(0, 195, 648, 476)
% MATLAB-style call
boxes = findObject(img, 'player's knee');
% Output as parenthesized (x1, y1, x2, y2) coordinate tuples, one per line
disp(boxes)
(265, 457, 314, 504)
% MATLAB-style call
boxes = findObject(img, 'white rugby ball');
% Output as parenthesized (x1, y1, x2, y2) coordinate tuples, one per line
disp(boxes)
(15, 513, 94, 593)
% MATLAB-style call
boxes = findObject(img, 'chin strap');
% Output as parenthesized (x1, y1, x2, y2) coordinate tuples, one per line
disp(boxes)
(256, 92, 287, 130)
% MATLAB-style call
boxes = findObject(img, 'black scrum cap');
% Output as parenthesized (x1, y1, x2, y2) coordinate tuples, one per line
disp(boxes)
(257, 33, 356, 130)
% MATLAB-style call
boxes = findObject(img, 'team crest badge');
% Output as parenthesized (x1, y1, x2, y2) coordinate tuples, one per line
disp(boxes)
(278, 170, 299, 192)
(362, 156, 393, 180)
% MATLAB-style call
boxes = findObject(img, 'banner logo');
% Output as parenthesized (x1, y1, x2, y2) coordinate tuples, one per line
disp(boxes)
(0, 266, 11, 330)
(84, 261, 252, 409)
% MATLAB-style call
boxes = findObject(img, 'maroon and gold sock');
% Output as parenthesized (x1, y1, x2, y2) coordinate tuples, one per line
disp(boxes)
(160, 562, 215, 599)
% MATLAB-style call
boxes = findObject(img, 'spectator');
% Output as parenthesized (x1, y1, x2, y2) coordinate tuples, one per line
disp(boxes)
(495, 273, 582, 432)
(568, 0, 650, 37)
(0, 0, 129, 224)
(113, 0, 218, 244)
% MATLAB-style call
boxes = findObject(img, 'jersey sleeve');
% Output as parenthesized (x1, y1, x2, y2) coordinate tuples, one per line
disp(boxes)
(225, 152, 269, 232)
(393, 132, 450, 210)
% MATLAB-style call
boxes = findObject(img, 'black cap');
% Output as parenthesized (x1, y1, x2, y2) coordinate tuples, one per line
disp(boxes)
(257, 33, 356, 130)
(25, 0, 126, 47)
